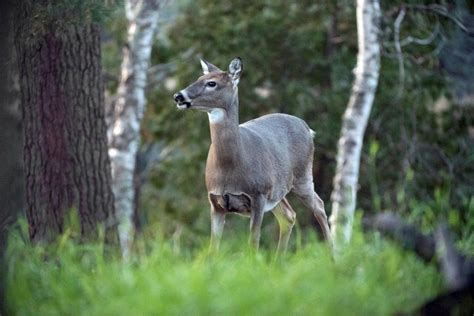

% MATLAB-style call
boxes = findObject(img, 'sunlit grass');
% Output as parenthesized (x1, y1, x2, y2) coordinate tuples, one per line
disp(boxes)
(5, 220, 443, 316)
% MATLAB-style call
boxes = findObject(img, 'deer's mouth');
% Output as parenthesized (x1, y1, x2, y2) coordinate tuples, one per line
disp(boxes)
(173, 91, 192, 109)
(176, 101, 191, 109)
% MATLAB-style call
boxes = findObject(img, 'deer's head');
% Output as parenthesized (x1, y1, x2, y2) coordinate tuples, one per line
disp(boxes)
(173, 58, 243, 113)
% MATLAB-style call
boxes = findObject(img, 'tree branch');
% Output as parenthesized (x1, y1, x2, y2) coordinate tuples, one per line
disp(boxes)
(404, 4, 472, 35)
(400, 21, 440, 47)
(394, 8, 406, 98)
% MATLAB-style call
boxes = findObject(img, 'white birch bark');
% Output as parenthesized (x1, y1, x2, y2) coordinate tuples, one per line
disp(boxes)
(108, 0, 162, 258)
(329, 0, 381, 250)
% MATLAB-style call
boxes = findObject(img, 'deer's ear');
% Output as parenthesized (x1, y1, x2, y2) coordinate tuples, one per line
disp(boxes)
(200, 59, 221, 75)
(228, 57, 243, 87)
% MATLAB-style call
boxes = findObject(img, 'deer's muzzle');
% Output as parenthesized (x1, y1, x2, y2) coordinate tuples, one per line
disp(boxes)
(173, 92, 191, 109)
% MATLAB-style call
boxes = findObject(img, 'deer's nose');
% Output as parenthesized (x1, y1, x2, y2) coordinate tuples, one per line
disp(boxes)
(173, 92, 185, 103)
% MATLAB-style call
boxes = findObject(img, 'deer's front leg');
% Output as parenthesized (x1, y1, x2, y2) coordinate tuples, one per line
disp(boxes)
(249, 198, 265, 250)
(209, 204, 226, 252)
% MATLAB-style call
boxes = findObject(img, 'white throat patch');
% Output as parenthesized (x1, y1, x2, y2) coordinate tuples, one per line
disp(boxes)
(207, 108, 225, 124)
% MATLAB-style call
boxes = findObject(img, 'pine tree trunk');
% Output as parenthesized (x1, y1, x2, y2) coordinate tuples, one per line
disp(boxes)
(329, 0, 381, 249)
(16, 4, 117, 242)
(108, 0, 161, 257)
(0, 0, 23, 250)
(0, 2, 23, 312)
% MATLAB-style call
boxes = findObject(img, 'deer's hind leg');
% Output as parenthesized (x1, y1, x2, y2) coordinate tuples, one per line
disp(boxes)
(272, 197, 296, 255)
(292, 176, 332, 243)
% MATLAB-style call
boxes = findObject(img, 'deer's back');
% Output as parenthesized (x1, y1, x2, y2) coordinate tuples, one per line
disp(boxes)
(205, 113, 315, 205)
(240, 113, 314, 180)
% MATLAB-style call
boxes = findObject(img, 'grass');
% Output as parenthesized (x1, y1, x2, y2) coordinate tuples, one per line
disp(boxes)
(5, 222, 443, 316)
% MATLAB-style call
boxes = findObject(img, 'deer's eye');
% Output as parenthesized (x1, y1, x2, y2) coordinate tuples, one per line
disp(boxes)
(206, 81, 217, 87)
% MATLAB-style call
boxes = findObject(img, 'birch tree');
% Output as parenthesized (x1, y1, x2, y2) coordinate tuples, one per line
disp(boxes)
(329, 0, 381, 250)
(108, 0, 163, 257)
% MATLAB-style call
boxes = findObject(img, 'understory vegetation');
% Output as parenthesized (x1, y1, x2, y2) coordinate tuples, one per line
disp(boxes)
(6, 219, 444, 316)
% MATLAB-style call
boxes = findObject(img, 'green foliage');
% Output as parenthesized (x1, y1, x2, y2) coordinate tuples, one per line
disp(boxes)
(19, 0, 123, 43)
(6, 221, 443, 315)
(42, 0, 119, 23)
(101, 0, 474, 241)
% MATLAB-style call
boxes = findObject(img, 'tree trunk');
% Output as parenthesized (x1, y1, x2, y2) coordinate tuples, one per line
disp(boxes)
(16, 3, 117, 242)
(108, 0, 161, 257)
(0, 0, 24, 252)
(0, 2, 23, 312)
(329, 0, 381, 249)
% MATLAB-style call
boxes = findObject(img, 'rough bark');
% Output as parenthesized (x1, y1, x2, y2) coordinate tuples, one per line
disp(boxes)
(0, 2, 24, 312)
(0, 0, 24, 250)
(108, 0, 161, 257)
(16, 4, 117, 242)
(329, 0, 381, 249)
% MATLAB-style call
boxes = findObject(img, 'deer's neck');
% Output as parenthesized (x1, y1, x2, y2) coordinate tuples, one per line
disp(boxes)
(208, 92, 243, 167)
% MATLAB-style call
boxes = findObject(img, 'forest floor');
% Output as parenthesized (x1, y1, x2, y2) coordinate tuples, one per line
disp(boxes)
(5, 218, 450, 316)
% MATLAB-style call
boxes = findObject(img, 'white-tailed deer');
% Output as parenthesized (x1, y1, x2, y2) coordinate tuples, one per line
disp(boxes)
(173, 58, 331, 253)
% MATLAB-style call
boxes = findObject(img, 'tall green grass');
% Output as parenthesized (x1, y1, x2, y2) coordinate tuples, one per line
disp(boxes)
(5, 221, 443, 316)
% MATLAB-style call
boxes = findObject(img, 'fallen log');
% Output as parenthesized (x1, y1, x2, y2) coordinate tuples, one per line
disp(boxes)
(364, 212, 474, 315)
